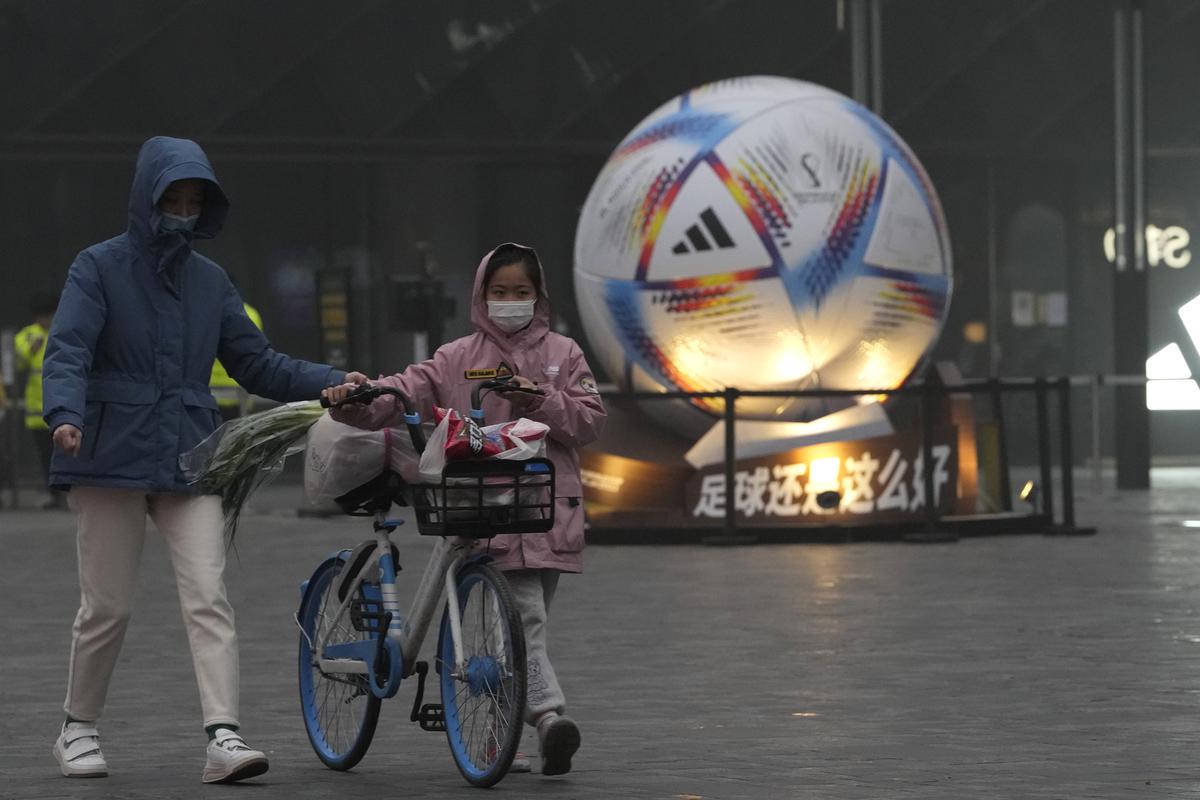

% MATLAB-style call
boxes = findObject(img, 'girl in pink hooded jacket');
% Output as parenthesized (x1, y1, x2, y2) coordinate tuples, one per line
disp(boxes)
(323, 243, 605, 776)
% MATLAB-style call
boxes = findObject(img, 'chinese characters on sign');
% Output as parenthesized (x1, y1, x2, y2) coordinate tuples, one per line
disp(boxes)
(686, 432, 957, 523)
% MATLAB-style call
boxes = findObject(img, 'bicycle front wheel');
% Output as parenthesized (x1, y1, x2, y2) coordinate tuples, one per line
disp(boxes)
(439, 562, 527, 787)
(297, 556, 381, 770)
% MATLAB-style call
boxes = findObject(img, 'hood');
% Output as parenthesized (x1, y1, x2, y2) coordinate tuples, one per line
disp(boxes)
(127, 136, 230, 269)
(470, 243, 552, 347)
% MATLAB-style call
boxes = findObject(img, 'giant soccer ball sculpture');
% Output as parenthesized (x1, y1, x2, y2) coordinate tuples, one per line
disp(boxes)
(574, 76, 952, 435)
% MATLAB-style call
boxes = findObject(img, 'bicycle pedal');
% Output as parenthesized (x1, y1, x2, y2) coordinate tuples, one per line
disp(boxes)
(417, 703, 445, 732)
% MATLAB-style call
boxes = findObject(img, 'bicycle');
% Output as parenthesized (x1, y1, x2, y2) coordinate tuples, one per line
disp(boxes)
(295, 380, 553, 787)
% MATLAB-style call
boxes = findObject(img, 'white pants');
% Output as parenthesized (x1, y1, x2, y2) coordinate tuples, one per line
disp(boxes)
(64, 487, 239, 729)
(504, 569, 565, 726)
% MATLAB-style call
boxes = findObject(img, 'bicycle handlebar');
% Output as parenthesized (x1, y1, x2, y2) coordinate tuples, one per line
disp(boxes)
(319, 379, 543, 455)
(322, 379, 542, 413)
(470, 379, 544, 412)
(320, 383, 417, 413)
(320, 384, 427, 453)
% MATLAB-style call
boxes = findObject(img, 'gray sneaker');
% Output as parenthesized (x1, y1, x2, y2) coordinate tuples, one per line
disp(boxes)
(202, 729, 269, 784)
(537, 714, 580, 777)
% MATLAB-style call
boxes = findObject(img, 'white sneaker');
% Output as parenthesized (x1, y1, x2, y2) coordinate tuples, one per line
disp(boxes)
(201, 729, 269, 784)
(53, 722, 108, 778)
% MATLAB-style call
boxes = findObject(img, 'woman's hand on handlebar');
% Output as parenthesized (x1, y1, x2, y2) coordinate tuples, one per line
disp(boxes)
(321, 373, 370, 407)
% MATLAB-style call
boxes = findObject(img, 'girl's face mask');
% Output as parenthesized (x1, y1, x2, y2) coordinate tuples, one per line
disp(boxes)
(487, 299, 536, 332)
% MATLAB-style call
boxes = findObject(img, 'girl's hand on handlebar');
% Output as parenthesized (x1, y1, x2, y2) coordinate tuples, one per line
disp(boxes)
(499, 375, 541, 408)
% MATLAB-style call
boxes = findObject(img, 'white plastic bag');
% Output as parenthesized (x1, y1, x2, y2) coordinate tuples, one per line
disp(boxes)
(416, 412, 453, 484)
(417, 410, 549, 484)
(304, 414, 425, 503)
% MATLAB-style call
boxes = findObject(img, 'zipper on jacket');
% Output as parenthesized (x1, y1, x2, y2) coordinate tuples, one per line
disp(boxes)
(87, 402, 107, 460)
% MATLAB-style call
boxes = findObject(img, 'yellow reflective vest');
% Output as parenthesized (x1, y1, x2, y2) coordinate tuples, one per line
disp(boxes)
(209, 302, 263, 408)
(14, 322, 49, 430)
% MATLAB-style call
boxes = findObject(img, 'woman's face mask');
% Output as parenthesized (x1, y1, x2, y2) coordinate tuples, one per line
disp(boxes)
(157, 178, 204, 235)
(487, 299, 536, 332)
(159, 212, 199, 234)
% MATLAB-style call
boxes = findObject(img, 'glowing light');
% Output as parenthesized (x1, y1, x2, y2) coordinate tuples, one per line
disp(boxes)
(963, 320, 987, 344)
(1179, 295, 1200, 356)
(1143, 293, 1200, 410)
(1181, 520, 1200, 528)
(808, 457, 841, 490)
(791, 712, 820, 717)
(1019, 480, 1035, 502)
(767, 329, 813, 383)
(1104, 224, 1192, 268)
(1147, 379, 1200, 410)
(771, 350, 813, 383)
(580, 469, 625, 494)
(1147, 343, 1191, 379)
(669, 337, 712, 380)
(855, 339, 894, 388)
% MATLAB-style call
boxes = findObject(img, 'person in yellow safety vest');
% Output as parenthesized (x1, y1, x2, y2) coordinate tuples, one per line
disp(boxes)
(209, 301, 263, 422)
(15, 292, 64, 509)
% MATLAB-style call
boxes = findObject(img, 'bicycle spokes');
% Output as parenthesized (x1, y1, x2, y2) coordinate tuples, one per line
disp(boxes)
(440, 564, 527, 787)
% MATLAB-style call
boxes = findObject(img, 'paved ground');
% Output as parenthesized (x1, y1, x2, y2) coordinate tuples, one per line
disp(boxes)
(4, 468, 1200, 798)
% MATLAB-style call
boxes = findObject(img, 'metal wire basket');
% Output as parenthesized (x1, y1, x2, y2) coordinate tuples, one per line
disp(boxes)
(410, 458, 555, 538)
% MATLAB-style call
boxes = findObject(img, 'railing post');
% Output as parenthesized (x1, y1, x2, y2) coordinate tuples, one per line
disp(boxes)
(1035, 377, 1055, 523)
(923, 378, 938, 532)
(989, 378, 1012, 511)
(724, 386, 738, 540)
(1057, 376, 1076, 530)
(1091, 373, 1102, 495)
(905, 378, 956, 542)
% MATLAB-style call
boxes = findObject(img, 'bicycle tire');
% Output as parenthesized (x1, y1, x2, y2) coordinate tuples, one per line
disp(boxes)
(297, 556, 382, 770)
(438, 562, 527, 787)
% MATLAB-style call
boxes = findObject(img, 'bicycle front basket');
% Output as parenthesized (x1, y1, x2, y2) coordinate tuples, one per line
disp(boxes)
(411, 458, 555, 538)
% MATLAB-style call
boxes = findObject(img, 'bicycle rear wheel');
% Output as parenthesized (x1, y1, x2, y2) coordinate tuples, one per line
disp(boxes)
(297, 556, 381, 770)
(438, 562, 527, 787)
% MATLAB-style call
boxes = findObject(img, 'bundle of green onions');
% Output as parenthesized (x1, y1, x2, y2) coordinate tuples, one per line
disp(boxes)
(180, 400, 326, 543)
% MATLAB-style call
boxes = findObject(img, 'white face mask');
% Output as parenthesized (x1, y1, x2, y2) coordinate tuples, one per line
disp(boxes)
(487, 299, 536, 332)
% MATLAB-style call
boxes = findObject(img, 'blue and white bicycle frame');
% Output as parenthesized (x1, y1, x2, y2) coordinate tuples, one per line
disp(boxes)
(298, 378, 550, 786)
(299, 525, 484, 699)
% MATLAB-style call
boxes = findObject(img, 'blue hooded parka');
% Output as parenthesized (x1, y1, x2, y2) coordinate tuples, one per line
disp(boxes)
(42, 136, 345, 492)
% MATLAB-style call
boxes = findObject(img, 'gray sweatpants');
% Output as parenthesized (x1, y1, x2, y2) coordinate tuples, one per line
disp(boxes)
(504, 569, 565, 727)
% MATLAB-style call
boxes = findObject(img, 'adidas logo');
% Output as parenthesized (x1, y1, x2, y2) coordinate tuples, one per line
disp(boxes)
(671, 207, 735, 254)
(1147, 293, 1200, 409)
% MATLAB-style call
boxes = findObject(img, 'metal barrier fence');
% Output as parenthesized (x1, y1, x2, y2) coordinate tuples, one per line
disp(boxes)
(1067, 373, 1148, 494)
(606, 376, 1080, 541)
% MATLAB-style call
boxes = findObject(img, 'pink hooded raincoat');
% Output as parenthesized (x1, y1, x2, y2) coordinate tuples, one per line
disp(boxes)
(331, 245, 606, 573)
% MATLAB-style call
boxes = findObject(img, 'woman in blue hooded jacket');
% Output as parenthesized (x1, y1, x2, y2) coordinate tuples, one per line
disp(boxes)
(42, 136, 366, 784)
